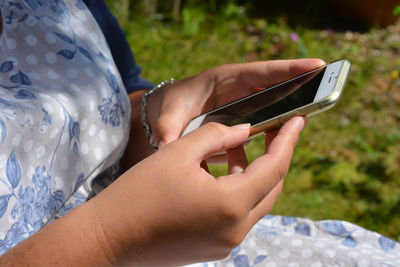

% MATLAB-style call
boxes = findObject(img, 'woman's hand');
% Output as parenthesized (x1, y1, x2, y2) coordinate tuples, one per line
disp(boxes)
(93, 116, 305, 266)
(0, 117, 304, 266)
(147, 58, 324, 148)
(121, 58, 323, 167)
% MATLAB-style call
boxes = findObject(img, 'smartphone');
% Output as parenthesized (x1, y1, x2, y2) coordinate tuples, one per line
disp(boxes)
(181, 59, 351, 139)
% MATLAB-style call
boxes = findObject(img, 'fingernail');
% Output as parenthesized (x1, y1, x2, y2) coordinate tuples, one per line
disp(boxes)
(296, 117, 306, 132)
(231, 165, 244, 174)
(232, 123, 251, 130)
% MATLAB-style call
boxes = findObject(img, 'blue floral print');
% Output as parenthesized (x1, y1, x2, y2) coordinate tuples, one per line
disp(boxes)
(190, 215, 400, 266)
(321, 220, 358, 247)
(0, 0, 130, 253)
(0, 151, 65, 254)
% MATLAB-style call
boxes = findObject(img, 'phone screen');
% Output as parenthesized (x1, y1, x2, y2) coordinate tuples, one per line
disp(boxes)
(199, 66, 326, 126)
(182, 60, 349, 137)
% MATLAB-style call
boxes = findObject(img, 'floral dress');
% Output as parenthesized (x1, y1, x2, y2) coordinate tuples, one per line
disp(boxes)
(190, 215, 400, 266)
(0, 0, 130, 253)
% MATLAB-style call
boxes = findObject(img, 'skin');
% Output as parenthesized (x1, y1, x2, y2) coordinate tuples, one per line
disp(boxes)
(121, 58, 325, 167)
(0, 59, 324, 266)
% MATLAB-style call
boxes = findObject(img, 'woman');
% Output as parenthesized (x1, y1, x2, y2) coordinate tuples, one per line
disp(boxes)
(0, 0, 398, 265)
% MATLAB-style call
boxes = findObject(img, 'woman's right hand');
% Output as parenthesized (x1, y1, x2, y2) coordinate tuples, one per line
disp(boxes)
(92, 116, 305, 266)
(0, 117, 304, 266)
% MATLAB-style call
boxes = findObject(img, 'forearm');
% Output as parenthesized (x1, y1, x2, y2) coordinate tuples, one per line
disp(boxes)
(0, 201, 115, 266)
(0, 167, 160, 266)
(120, 90, 155, 169)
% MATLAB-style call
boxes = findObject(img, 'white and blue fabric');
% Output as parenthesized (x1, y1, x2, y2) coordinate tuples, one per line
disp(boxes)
(0, 0, 130, 253)
(189, 215, 400, 266)
(0, 1, 399, 265)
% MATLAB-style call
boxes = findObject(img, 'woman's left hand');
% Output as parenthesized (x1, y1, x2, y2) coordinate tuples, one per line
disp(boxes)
(147, 58, 324, 148)
(121, 58, 324, 167)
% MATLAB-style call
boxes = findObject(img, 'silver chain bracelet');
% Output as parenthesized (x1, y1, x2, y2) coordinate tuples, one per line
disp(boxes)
(140, 78, 175, 150)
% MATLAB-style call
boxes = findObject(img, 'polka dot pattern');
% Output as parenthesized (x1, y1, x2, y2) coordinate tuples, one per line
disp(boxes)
(66, 69, 78, 79)
(26, 54, 38, 65)
(36, 146, 46, 159)
(45, 52, 57, 64)
(81, 142, 89, 155)
(6, 38, 17, 49)
(47, 70, 60, 80)
(88, 124, 97, 136)
(45, 32, 57, 44)
(29, 71, 40, 80)
(194, 216, 400, 266)
(25, 34, 38, 46)
(94, 148, 102, 160)
(0, 1, 130, 241)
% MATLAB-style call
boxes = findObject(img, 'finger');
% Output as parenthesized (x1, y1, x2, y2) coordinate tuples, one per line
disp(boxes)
(264, 128, 279, 152)
(177, 123, 250, 162)
(200, 160, 210, 173)
(227, 144, 248, 174)
(206, 140, 252, 165)
(157, 108, 187, 148)
(248, 180, 284, 224)
(265, 117, 305, 155)
(206, 154, 227, 165)
(211, 59, 326, 106)
(157, 79, 207, 148)
(241, 117, 305, 205)
(223, 58, 325, 88)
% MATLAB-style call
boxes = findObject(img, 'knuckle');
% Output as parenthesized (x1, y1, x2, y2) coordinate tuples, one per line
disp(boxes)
(274, 160, 290, 180)
(204, 122, 228, 137)
(157, 113, 175, 130)
(204, 64, 234, 82)
(211, 63, 231, 72)
(212, 188, 249, 250)
(157, 116, 181, 137)
(218, 189, 247, 222)
(221, 205, 243, 222)
(206, 248, 235, 262)
(219, 250, 233, 260)
(156, 117, 167, 134)
(220, 229, 246, 249)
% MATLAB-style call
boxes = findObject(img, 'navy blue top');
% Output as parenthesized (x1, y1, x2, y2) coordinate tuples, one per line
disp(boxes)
(83, 0, 154, 94)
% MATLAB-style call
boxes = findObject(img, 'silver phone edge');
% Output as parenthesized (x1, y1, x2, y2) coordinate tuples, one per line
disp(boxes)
(248, 59, 351, 139)
(181, 59, 351, 139)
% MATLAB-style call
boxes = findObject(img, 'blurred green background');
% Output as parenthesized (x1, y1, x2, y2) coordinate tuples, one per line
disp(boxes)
(106, 0, 400, 240)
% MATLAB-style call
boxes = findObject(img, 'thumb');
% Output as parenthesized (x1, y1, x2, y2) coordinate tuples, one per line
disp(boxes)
(178, 122, 250, 161)
(157, 111, 187, 148)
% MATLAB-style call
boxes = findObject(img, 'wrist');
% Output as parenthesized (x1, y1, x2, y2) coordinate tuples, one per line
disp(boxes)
(140, 79, 175, 150)
(88, 174, 158, 266)
(0, 200, 116, 266)
(120, 90, 155, 168)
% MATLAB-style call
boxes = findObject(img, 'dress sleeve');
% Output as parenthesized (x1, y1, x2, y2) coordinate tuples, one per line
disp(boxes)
(83, 0, 154, 94)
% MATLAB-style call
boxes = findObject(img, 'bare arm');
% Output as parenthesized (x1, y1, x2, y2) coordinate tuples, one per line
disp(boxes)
(0, 116, 305, 266)
(0, 60, 315, 265)
(120, 59, 324, 168)
(0, 200, 114, 266)
(120, 90, 154, 169)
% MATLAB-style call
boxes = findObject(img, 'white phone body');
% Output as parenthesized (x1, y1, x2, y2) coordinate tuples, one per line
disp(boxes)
(182, 59, 351, 139)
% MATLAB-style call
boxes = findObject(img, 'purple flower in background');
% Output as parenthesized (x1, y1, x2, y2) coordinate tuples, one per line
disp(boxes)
(326, 27, 334, 35)
(290, 32, 299, 42)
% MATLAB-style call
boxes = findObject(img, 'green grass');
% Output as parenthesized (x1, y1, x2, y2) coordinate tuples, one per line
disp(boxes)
(119, 12, 400, 240)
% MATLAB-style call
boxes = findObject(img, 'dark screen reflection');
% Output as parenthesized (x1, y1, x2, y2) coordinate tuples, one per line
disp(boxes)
(202, 67, 326, 126)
